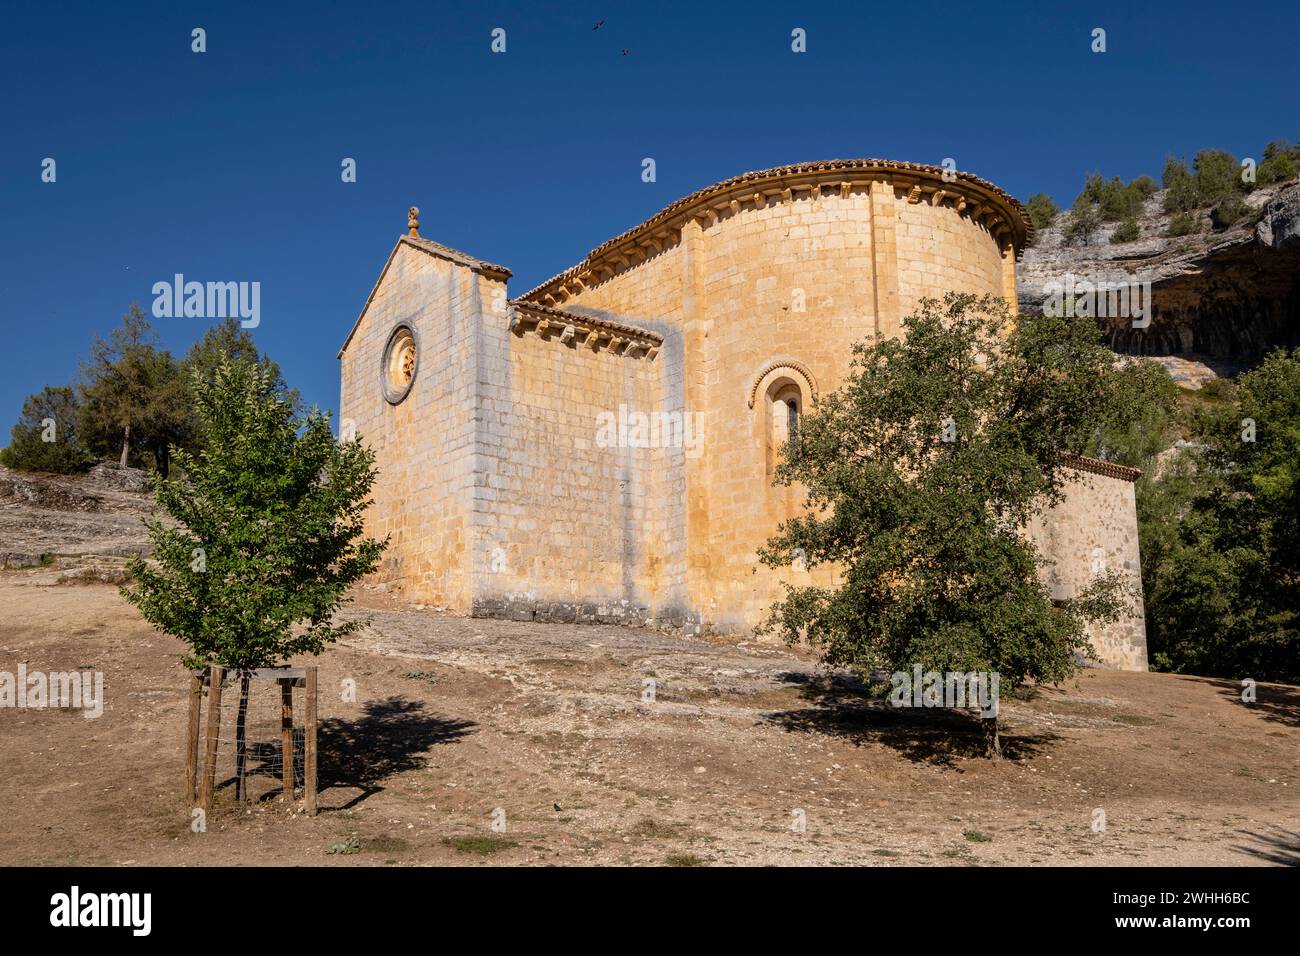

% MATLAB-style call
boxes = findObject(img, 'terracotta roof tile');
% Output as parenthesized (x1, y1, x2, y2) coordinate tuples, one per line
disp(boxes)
(510, 299, 663, 344)
(1060, 454, 1143, 483)
(402, 235, 511, 279)
(519, 158, 1033, 301)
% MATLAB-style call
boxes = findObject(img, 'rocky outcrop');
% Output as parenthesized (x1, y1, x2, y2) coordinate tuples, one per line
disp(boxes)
(1018, 180, 1300, 383)
(87, 462, 151, 493)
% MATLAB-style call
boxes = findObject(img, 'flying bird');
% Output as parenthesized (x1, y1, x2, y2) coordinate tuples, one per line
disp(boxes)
(593, 20, 604, 30)
(621, 48, 630, 56)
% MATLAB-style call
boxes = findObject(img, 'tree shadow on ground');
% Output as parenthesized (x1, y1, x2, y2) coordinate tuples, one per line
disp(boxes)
(316, 696, 476, 810)
(762, 671, 1057, 765)
(1232, 826, 1300, 866)
(1175, 675, 1300, 729)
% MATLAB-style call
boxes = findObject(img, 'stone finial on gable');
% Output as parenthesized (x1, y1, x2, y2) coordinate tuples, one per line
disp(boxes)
(407, 206, 420, 237)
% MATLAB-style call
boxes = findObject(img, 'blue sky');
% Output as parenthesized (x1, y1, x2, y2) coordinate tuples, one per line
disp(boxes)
(2, 0, 1295, 429)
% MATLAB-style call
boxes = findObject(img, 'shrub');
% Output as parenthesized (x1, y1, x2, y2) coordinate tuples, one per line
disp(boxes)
(1110, 217, 1141, 244)
(1165, 212, 1199, 237)
(1210, 195, 1251, 229)
(1258, 152, 1297, 185)
(1129, 175, 1159, 198)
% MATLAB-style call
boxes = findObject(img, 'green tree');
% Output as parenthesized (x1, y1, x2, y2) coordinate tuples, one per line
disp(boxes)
(1077, 171, 1106, 206)
(1162, 156, 1200, 213)
(1025, 193, 1058, 233)
(1097, 177, 1138, 221)
(0, 386, 95, 474)
(1063, 195, 1103, 246)
(79, 304, 188, 473)
(1087, 360, 1180, 468)
(1193, 149, 1240, 205)
(1258, 152, 1297, 184)
(184, 318, 300, 411)
(1146, 350, 1300, 682)
(124, 360, 387, 794)
(178, 318, 302, 460)
(757, 294, 1132, 756)
(1129, 175, 1159, 198)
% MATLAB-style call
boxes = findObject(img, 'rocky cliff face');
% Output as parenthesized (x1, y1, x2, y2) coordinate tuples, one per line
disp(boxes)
(1017, 181, 1300, 385)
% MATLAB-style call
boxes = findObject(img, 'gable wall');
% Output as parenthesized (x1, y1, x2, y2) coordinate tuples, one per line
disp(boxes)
(339, 243, 483, 609)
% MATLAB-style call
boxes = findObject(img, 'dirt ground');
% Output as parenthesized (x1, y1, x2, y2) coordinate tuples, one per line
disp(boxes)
(1, 574, 1297, 867)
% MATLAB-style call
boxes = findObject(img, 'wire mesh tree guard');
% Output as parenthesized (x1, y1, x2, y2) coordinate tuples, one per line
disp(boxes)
(186, 664, 318, 816)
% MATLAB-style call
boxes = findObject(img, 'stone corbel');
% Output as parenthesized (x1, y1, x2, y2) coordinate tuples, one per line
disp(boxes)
(840, 182, 851, 199)
(587, 329, 604, 350)
(781, 187, 792, 204)
(931, 188, 947, 207)
(560, 324, 575, 343)
(907, 185, 922, 204)
(752, 191, 765, 210)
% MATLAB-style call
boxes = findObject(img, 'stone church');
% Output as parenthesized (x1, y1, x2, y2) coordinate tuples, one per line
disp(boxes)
(338, 159, 1148, 670)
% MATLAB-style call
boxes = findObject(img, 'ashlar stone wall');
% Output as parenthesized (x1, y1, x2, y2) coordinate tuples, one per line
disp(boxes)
(340, 161, 1148, 670)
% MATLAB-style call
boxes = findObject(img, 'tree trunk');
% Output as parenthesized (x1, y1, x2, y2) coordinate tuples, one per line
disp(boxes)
(118, 423, 131, 469)
(234, 673, 251, 800)
(982, 715, 1002, 759)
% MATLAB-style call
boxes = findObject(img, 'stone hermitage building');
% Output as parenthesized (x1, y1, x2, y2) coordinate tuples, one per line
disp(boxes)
(339, 159, 1148, 671)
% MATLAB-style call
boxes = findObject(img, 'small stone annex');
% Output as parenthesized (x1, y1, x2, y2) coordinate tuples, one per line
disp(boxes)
(338, 159, 1148, 671)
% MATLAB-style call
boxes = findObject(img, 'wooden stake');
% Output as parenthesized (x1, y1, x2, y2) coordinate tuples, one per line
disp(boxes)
(234, 672, 251, 802)
(186, 672, 202, 800)
(198, 665, 224, 815)
(280, 680, 295, 801)
(303, 666, 318, 816)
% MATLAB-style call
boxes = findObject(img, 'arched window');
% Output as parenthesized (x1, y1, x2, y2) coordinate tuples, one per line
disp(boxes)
(750, 360, 817, 484)
(766, 380, 803, 476)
